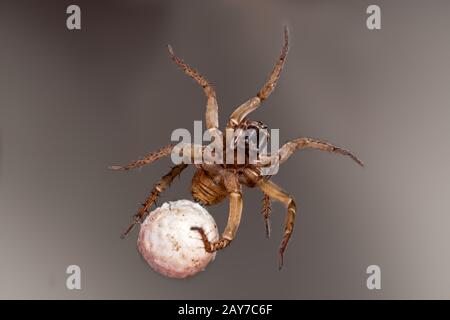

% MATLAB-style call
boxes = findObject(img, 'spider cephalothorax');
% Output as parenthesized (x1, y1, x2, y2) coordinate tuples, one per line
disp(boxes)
(110, 27, 363, 268)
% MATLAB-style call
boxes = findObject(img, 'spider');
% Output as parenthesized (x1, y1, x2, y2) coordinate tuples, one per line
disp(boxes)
(110, 27, 363, 269)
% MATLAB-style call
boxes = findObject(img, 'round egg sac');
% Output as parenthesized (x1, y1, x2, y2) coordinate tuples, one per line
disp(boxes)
(137, 200, 219, 278)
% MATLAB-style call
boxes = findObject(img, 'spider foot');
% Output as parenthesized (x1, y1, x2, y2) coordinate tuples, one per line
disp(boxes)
(120, 215, 142, 239)
(264, 220, 271, 239)
(190, 226, 213, 252)
(278, 239, 289, 270)
(278, 249, 285, 270)
(191, 226, 231, 253)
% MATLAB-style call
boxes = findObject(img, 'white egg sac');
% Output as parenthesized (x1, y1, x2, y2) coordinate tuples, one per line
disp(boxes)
(137, 200, 219, 279)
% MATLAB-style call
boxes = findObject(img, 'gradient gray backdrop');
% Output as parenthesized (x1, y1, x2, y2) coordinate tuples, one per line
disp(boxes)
(1, 0, 450, 299)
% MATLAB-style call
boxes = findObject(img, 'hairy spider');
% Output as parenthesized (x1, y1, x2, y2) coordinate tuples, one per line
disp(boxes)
(110, 27, 363, 269)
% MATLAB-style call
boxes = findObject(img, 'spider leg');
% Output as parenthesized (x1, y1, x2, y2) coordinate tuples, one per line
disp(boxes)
(262, 194, 272, 238)
(191, 174, 243, 252)
(121, 163, 188, 237)
(228, 26, 289, 127)
(277, 137, 364, 166)
(110, 143, 209, 171)
(258, 179, 296, 270)
(174, 143, 218, 165)
(257, 138, 363, 168)
(167, 45, 219, 130)
(109, 144, 175, 171)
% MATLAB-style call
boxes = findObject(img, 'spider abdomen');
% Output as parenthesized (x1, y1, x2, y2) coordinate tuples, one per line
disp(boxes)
(191, 169, 227, 206)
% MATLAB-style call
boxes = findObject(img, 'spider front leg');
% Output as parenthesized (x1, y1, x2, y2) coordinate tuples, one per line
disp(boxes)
(109, 144, 175, 171)
(278, 138, 364, 166)
(121, 163, 188, 237)
(228, 26, 289, 127)
(167, 45, 219, 130)
(258, 179, 296, 270)
(110, 143, 207, 172)
(257, 137, 364, 168)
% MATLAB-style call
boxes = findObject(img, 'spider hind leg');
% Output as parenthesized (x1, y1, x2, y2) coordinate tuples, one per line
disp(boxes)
(192, 186, 243, 253)
(258, 179, 296, 270)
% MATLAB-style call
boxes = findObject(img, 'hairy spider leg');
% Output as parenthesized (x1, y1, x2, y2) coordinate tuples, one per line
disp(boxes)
(109, 144, 175, 171)
(167, 45, 219, 130)
(121, 163, 188, 237)
(262, 194, 272, 238)
(258, 179, 296, 270)
(228, 26, 289, 127)
(191, 172, 243, 252)
(277, 137, 364, 167)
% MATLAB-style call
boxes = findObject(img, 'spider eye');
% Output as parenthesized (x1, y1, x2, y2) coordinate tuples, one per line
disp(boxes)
(257, 121, 268, 129)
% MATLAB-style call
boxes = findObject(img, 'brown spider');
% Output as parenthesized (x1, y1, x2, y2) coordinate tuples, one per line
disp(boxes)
(110, 27, 363, 269)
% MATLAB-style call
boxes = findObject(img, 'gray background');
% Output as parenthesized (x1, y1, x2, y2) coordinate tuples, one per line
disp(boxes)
(1, 0, 450, 299)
